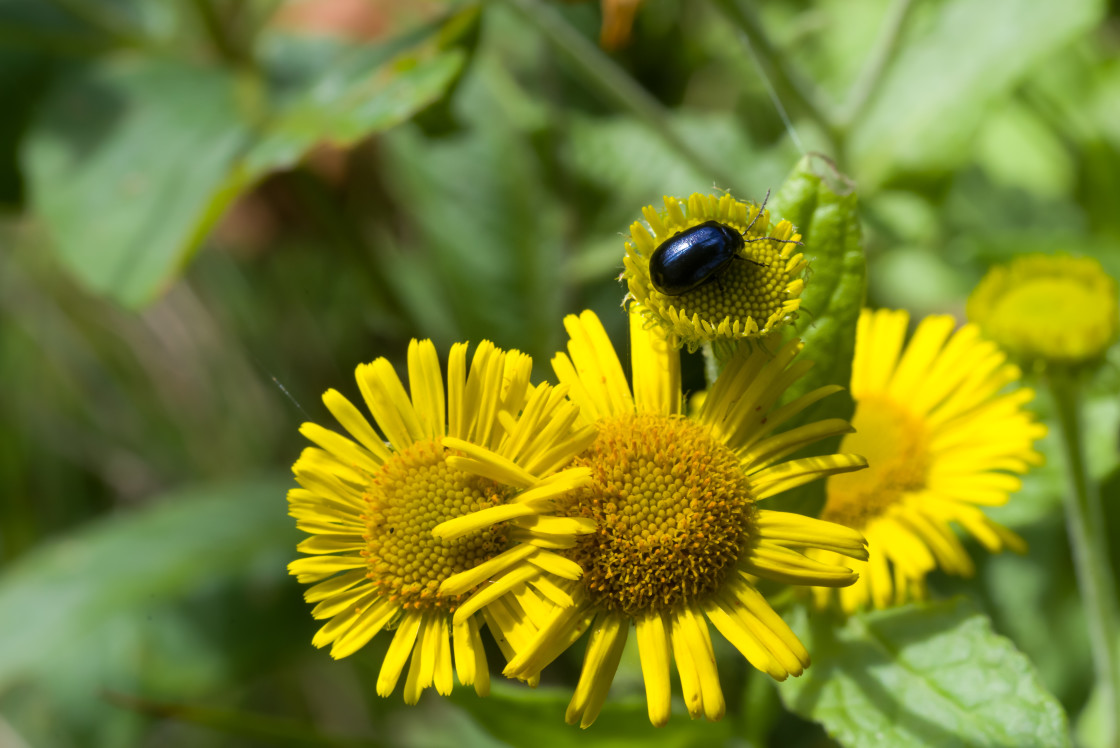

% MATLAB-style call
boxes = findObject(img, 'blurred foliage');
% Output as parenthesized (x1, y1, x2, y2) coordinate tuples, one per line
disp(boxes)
(2, 0, 1119, 745)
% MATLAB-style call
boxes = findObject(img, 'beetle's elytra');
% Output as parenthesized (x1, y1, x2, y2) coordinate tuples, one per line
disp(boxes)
(649, 221, 747, 296)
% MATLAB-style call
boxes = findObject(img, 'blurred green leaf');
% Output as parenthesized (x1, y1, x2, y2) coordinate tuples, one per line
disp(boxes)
(0, 0, 162, 52)
(381, 124, 565, 360)
(777, 599, 1071, 748)
(379, 57, 569, 360)
(449, 680, 731, 747)
(0, 475, 294, 689)
(244, 25, 469, 176)
(22, 14, 471, 308)
(974, 541, 1089, 707)
(22, 56, 254, 307)
(0, 48, 53, 205)
(849, 0, 1105, 186)
(770, 153, 866, 514)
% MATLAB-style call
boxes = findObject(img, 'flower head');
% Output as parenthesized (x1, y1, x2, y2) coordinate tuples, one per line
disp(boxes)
(623, 192, 807, 353)
(811, 309, 1047, 613)
(967, 253, 1119, 368)
(288, 339, 595, 703)
(484, 309, 867, 728)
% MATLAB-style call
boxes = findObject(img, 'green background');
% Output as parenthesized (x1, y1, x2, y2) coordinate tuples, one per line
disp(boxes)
(2, 0, 1118, 745)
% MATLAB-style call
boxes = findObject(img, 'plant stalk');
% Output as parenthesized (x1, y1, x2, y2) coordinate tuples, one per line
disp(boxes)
(507, 0, 741, 190)
(1049, 372, 1120, 748)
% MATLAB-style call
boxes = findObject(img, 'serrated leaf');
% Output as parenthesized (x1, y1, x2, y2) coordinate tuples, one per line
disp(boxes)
(849, 0, 1105, 186)
(448, 680, 731, 748)
(0, 475, 295, 689)
(777, 599, 1071, 748)
(769, 154, 866, 514)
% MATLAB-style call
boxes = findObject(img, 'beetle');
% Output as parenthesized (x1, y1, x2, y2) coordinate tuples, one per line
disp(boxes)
(648, 192, 794, 296)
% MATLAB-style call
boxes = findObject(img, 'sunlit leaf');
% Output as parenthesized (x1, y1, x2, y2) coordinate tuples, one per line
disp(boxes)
(778, 599, 1071, 748)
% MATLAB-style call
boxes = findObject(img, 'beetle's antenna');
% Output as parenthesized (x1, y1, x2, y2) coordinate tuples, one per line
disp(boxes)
(742, 188, 804, 248)
(740, 189, 770, 237)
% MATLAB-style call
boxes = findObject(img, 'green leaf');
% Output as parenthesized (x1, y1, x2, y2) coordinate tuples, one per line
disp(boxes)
(22, 56, 253, 307)
(22, 13, 471, 308)
(769, 154, 866, 514)
(378, 56, 570, 361)
(777, 599, 1072, 748)
(448, 680, 731, 748)
(242, 31, 468, 177)
(0, 475, 295, 689)
(849, 0, 1105, 186)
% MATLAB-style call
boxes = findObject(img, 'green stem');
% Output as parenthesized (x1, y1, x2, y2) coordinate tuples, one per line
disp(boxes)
(506, 0, 742, 190)
(1048, 372, 1120, 748)
(837, 0, 914, 129)
(707, 0, 838, 151)
(701, 343, 721, 388)
(189, 0, 250, 66)
(740, 669, 779, 747)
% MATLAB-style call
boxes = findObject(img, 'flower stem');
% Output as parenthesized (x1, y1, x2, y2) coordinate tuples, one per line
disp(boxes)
(505, 0, 741, 190)
(837, 0, 914, 128)
(701, 343, 721, 388)
(707, 0, 838, 149)
(1048, 372, 1120, 747)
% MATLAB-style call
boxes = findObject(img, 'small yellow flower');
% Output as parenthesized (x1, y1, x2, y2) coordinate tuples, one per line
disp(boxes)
(623, 192, 807, 353)
(287, 340, 595, 703)
(811, 309, 1047, 614)
(453, 308, 867, 728)
(967, 253, 1119, 367)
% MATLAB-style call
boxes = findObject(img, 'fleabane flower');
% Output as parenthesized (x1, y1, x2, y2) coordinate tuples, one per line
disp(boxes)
(287, 339, 596, 703)
(811, 309, 1047, 614)
(623, 192, 807, 353)
(475, 309, 867, 728)
(967, 253, 1119, 368)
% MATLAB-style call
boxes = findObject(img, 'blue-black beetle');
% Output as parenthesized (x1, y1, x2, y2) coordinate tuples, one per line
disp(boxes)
(648, 221, 750, 296)
(647, 192, 799, 296)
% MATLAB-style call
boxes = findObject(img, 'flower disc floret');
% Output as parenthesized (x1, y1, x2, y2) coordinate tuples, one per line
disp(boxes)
(623, 192, 807, 351)
(365, 439, 508, 612)
(568, 413, 754, 616)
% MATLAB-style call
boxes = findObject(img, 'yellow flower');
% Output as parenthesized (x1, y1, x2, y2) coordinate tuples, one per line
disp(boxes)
(967, 253, 1119, 367)
(464, 309, 867, 728)
(811, 309, 1047, 614)
(623, 192, 807, 353)
(287, 339, 595, 703)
